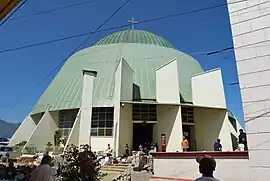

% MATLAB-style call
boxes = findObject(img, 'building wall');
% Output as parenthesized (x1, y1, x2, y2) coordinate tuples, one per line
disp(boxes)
(153, 157, 250, 181)
(194, 107, 232, 151)
(91, 137, 114, 152)
(119, 104, 133, 155)
(191, 69, 226, 109)
(156, 59, 180, 104)
(153, 105, 182, 152)
(120, 58, 134, 101)
(9, 116, 36, 146)
(23, 111, 58, 152)
(227, 0, 270, 178)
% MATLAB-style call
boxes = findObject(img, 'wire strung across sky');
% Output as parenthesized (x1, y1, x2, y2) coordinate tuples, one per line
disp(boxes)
(8, 0, 99, 21)
(0, 0, 248, 55)
(0, 0, 247, 111)
(6, 0, 132, 110)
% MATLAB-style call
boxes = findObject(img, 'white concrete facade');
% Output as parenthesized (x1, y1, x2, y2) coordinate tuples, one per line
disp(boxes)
(79, 70, 97, 146)
(10, 57, 241, 156)
(153, 156, 250, 181)
(227, 0, 270, 179)
(191, 69, 226, 109)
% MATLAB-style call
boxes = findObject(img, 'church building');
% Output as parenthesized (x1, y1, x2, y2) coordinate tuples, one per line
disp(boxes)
(9, 29, 243, 155)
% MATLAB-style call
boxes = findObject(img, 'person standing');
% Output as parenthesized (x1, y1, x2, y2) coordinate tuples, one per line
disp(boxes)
(182, 136, 189, 152)
(194, 155, 220, 181)
(30, 155, 57, 181)
(125, 144, 129, 156)
(238, 129, 248, 150)
(213, 139, 222, 151)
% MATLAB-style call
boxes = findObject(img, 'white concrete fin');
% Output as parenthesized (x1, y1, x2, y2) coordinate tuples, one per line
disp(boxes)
(191, 68, 227, 109)
(64, 109, 81, 150)
(8, 115, 36, 147)
(22, 111, 58, 152)
(120, 57, 134, 101)
(79, 70, 96, 146)
(155, 58, 180, 104)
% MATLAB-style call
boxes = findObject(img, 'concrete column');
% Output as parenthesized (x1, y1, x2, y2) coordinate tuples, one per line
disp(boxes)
(79, 70, 97, 146)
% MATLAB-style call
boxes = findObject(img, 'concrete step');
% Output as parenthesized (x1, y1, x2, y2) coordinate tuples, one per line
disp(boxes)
(102, 165, 129, 170)
(100, 168, 127, 172)
(100, 170, 126, 174)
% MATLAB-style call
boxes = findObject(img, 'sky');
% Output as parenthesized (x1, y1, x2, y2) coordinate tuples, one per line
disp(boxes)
(0, 0, 244, 126)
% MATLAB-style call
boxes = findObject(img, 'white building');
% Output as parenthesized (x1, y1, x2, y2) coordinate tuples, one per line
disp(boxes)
(227, 0, 270, 179)
(9, 29, 242, 155)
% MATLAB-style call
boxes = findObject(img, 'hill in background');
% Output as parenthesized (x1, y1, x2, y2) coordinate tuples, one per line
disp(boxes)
(0, 119, 20, 138)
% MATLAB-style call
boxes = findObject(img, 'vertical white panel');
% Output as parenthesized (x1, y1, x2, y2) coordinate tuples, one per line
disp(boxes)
(192, 69, 226, 109)
(113, 60, 122, 156)
(156, 59, 180, 104)
(119, 104, 133, 155)
(153, 105, 183, 152)
(79, 70, 97, 146)
(120, 58, 134, 101)
(9, 116, 36, 146)
(22, 111, 58, 152)
(194, 108, 232, 151)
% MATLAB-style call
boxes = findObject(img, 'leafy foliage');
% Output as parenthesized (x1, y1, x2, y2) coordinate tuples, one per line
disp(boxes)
(57, 145, 101, 181)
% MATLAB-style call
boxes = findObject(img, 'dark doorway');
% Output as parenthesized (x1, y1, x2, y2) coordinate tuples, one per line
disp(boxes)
(133, 123, 153, 150)
(182, 124, 196, 151)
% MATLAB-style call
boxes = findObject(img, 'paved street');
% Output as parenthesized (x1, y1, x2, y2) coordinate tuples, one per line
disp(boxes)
(131, 171, 152, 181)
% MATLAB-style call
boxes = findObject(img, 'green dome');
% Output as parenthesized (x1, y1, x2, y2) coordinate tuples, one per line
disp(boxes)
(31, 30, 203, 115)
(94, 29, 176, 49)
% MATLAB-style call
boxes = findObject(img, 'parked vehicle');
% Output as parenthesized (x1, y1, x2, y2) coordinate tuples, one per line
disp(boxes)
(0, 137, 9, 146)
(0, 146, 12, 162)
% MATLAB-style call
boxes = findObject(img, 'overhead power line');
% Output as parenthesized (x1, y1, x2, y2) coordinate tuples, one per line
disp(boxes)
(37, 0, 131, 86)
(9, 0, 98, 21)
(0, 0, 28, 27)
(9, 0, 131, 109)
(0, 0, 247, 55)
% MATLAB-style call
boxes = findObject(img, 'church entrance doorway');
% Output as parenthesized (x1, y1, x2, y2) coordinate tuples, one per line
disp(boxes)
(182, 124, 196, 151)
(133, 123, 153, 151)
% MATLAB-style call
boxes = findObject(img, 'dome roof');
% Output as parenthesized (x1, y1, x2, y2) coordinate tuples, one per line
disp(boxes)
(31, 30, 203, 115)
(94, 29, 176, 49)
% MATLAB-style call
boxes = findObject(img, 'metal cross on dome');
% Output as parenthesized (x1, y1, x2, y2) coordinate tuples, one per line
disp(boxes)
(128, 17, 138, 29)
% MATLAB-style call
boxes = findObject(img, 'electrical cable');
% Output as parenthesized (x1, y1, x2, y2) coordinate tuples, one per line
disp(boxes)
(9, 0, 98, 21)
(0, 0, 248, 55)
(0, 0, 248, 111)
(7, 0, 131, 110)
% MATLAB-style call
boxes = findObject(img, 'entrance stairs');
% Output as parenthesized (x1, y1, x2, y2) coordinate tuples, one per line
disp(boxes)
(100, 163, 132, 181)
(100, 163, 131, 174)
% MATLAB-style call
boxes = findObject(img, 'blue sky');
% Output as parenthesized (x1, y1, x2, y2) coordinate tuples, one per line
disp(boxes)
(0, 0, 244, 126)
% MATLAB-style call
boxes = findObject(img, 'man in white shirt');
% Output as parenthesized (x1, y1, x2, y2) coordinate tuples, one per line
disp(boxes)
(194, 155, 220, 181)
(30, 155, 57, 181)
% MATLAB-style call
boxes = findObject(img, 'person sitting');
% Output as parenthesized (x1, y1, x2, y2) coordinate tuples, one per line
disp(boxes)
(213, 139, 222, 151)
(194, 155, 220, 181)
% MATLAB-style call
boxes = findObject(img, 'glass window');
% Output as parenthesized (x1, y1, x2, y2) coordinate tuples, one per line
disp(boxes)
(181, 107, 194, 123)
(91, 128, 98, 136)
(90, 107, 114, 137)
(98, 128, 105, 136)
(132, 104, 157, 121)
(106, 128, 113, 136)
